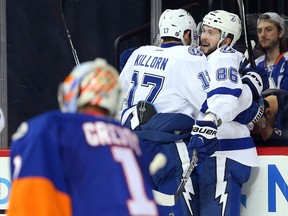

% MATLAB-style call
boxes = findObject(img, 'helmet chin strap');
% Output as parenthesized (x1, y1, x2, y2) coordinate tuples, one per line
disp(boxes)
(216, 31, 227, 48)
(181, 31, 188, 45)
(182, 30, 197, 46)
(216, 40, 223, 49)
(217, 34, 231, 48)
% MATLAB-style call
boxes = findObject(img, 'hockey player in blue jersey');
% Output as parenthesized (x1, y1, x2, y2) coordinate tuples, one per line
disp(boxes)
(7, 58, 161, 216)
(119, 8, 267, 216)
(186, 10, 269, 216)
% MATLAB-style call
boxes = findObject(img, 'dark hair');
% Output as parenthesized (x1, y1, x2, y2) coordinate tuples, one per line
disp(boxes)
(161, 36, 182, 43)
(184, 29, 191, 36)
(161, 29, 191, 43)
(226, 33, 234, 46)
(258, 14, 288, 52)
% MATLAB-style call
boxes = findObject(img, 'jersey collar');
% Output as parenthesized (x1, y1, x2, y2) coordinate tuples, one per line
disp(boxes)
(160, 42, 183, 48)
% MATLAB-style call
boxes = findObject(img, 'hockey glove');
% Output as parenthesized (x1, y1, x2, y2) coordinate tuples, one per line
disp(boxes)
(242, 67, 269, 99)
(234, 97, 265, 125)
(136, 100, 157, 125)
(188, 120, 219, 164)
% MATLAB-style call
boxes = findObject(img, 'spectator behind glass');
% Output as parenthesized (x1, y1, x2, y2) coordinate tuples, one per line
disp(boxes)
(252, 89, 288, 146)
(249, 12, 288, 90)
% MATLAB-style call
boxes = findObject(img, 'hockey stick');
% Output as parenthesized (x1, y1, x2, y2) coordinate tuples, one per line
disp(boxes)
(208, 0, 214, 11)
(240, 40, 256, 74)
(174, 149, 198, 201)
(60, 0, 80, 66)
(152, 149, 198, 206)
(237, 0, 256, 69)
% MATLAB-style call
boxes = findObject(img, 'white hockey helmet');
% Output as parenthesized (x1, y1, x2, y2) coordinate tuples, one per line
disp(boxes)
(202, 10, 242, 46)
(58, 58, 123, 116)
(158, 8, 198, 46)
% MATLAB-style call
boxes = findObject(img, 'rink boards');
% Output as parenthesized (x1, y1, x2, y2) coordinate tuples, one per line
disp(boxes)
(241, 147, 288, 215)
(0, 150, 10, 216)
(1, 147, 288, 215)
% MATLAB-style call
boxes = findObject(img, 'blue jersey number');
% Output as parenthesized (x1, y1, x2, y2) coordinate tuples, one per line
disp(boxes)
(198, 70, 210, 90)
(216, 67, 238, 83)
(127, 71, 164, 107)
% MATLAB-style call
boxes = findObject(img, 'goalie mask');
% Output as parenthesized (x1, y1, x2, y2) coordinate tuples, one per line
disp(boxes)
(202, 10, 242, 47)
(158, 8, 198, 46)
(58, 58, 123, 116)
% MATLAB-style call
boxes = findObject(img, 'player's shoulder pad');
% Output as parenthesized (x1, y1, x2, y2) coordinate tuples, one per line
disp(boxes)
(220, 46, 236, 53)
(11, 110, 61, 141)
(188, 47, 204, 56)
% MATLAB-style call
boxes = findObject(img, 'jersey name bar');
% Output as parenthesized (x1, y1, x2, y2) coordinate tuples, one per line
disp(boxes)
(83, 121, 142, 156)
(134, 54, 169, 70)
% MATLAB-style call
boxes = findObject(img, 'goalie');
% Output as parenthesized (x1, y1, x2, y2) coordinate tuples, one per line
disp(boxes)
(7, 58, 162, 216)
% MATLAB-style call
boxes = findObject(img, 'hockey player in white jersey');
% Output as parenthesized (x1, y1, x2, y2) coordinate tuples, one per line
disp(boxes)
(187, 10, 269, 216)
(120, 8, 208, 215)
(119, 8, 267, 216)
(120, 9, 209, 215)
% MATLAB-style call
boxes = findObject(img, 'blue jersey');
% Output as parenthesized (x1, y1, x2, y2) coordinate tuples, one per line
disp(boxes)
(7, 110, 160, 216)
(254, 51, 288, 90)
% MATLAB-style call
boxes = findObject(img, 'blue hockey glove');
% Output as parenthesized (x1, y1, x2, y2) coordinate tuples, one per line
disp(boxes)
(234, 97, 265, 125)
(242, 67, 269, 99)
(188, 120, 219, 163)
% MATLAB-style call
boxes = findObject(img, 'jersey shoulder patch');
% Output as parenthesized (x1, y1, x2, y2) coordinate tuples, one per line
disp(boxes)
(188, 47, 203, 56)
(220, 46, 236, 53)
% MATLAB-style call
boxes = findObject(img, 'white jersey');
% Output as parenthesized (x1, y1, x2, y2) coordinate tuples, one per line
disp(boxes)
(120, 44, 208, 122)
(120, 44, 209, 216)
(205, 46, 258, 166)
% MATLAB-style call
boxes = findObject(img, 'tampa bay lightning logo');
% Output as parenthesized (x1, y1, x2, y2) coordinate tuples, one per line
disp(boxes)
(220, 46, 236, 53)
(188, 47, 203, 56)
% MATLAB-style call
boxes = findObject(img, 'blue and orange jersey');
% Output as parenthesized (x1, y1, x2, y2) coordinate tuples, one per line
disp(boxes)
(7, 110, 159, 216)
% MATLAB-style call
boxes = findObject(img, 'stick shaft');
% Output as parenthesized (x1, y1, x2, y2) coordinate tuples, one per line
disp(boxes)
(237, 0, 256, 68)
(60, 0, 80, 66)
(174, 149, 198, 202)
